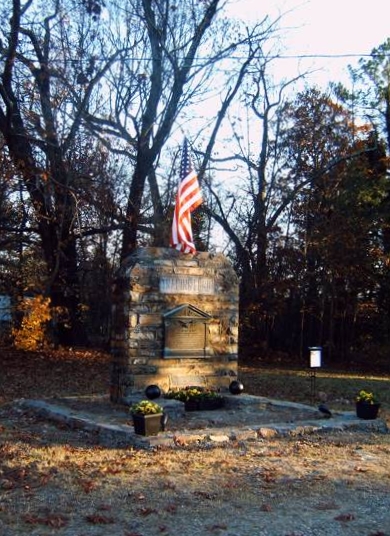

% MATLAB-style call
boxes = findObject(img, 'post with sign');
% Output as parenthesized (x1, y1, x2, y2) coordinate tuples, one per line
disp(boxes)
(309, 347, 322, 404)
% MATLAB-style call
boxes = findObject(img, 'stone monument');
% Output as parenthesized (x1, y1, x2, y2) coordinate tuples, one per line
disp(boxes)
(110, 247, 239, 402)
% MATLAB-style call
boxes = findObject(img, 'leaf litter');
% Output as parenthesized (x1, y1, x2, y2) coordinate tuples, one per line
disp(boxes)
(1, 347, 390, 535)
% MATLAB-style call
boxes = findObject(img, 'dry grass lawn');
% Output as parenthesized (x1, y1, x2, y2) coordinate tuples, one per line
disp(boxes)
(1, 347, 390, 535)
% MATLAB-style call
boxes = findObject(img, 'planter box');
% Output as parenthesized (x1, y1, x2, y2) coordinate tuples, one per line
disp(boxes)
(184, 400, 200, 412)
(356, 402, 380, 420)
(185, 397, 225, 412)
(132, 413, 164, 436)
(199, 397, 225, 411)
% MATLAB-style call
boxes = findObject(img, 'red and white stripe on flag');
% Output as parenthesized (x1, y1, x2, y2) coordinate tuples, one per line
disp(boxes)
(171, 139, 203, 253)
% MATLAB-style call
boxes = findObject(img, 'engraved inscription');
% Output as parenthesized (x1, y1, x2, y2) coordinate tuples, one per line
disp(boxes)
(163, 304, 211, 358)
(165, 320, 205, 351)
(160, 276, 214, 295)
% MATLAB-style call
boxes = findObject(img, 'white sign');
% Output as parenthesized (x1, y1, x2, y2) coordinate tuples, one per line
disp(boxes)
(309, 347, 322, 368)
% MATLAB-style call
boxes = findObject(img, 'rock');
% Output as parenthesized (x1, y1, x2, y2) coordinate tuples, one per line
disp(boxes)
(258, 428, 278, 439)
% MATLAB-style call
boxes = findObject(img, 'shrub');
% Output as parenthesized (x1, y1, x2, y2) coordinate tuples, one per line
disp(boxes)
(12, 295, 51, 351)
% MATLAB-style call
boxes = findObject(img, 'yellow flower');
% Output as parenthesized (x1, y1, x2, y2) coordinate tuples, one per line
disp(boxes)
(356, 390, 378, 405)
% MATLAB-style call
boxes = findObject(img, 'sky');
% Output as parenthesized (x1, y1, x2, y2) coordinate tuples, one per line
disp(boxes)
(226, 0, 390, 88)
(197, 0, 390, 251)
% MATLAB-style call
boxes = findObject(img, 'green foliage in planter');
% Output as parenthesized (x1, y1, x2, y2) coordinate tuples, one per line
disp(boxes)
(356, 390, 379, 405)
(165, 386, 223, 403)
(164, 388, 194, 402)
(130, 400, 163, 415)
(197, 390, 224, 401)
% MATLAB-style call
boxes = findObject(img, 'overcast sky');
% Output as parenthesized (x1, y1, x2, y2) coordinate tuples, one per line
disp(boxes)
(226, 0, 390, 87)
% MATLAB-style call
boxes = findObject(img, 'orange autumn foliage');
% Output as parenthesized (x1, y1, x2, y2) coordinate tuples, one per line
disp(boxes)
(12, 295, 51, 351)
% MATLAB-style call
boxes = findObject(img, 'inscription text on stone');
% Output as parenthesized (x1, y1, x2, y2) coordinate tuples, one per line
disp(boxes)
(160, 276, 214, 295)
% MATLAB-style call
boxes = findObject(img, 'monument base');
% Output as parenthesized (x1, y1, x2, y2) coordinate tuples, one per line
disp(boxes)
(110, 247, 239, 401)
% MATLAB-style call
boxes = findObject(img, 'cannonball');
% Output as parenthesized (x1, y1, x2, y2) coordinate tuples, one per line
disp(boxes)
(145, 384, 161, 400)
(229, 380, 244, 395)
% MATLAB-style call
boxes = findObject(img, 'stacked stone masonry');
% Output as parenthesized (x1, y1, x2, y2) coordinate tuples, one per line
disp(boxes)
(110, 247, 239, 402)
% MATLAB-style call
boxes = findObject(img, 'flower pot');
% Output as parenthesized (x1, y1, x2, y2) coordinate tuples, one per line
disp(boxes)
(132, 413, 164, 436)
(356, 402, 380, 420)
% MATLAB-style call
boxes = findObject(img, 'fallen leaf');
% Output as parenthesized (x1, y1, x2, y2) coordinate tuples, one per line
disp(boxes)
(193, 490, 215, 500)
(173, 436, 188, 447)
(39, 473, 52, 486)
(79, 479, 97, 493)
(354, 465, 369, 473)
(223, 480, 240, 489)
(46, 515, 68, 528)
(162, 481, 176, 490)
(23, 514, 68, 528)
(0, 479, 14, 490)
(206, 524, 228, 532)
(137, 507, 157, 516)
(23, 514, 41, 525)
(334, 513, 355, 522)
(97, 503, 112, 511)
(315, 502, 339, 511)
(86, 514, 115, 524)
(101, 464, 123, 474)
(263, 471, 276, 483)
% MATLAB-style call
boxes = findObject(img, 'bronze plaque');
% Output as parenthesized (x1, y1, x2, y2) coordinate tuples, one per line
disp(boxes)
(163, 304, 211, 358)
(165, 320, 205, 350)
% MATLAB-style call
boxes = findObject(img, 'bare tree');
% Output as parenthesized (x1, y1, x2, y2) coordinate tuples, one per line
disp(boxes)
(0, 0, 126, 343)
(0, 0, 288, 345)
(201, 55, 303, 296)
(81, 0, 278, 259)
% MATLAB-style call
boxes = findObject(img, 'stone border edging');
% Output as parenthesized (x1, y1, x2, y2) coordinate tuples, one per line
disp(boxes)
(14, 397, 388, 449)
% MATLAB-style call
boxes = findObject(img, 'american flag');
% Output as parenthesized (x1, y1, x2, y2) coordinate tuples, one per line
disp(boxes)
(170, 139, 203, 253)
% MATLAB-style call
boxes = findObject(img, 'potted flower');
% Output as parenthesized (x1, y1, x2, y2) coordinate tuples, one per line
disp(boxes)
(130, 400, 165, 436)
(355, 390, 381, 420)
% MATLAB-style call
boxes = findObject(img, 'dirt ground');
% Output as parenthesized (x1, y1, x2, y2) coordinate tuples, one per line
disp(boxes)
(1, 347, 390, 535)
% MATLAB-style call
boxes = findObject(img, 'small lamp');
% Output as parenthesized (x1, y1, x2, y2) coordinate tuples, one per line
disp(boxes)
(309, 347, 322, 368)
(308, 347, 322, 404)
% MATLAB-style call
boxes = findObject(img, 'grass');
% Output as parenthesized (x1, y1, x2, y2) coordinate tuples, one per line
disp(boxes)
(0, 344, 388, 419)
(240, 362, 390, 422)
